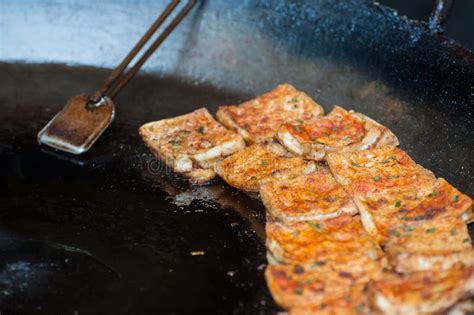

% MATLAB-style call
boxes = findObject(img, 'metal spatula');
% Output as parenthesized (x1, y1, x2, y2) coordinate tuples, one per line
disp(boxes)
(38, 0, 196, 155)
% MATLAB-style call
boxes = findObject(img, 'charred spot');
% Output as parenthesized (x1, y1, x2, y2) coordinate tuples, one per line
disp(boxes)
(272, 270, 287, 279)
(422, 276, 431, 285)
(339, 271, 352, 278)
(421, 290, 432, 300)
(294, 264, 305, 274)
(325, 196, 336, 202)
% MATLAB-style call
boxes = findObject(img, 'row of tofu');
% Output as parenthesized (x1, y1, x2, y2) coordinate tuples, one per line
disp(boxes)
(139, 83, 474, 314)
(139, 83, 397, 184)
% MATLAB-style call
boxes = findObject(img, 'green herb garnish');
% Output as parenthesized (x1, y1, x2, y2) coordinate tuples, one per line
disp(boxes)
(311, 261, 326, 269)
(453, 195, 459, 202)
(373, 175, 382, 182)
(355, 304, 364, 313)
(294, 287, 303, 295)
(428, 191, 438, 197)
(426, 227, 436, 234)
(389, 229, 400, 237)
(351, 161, 360, 167)
(197, 125, 205, 134)
(450, 229, 457, 236)
(394, 200, 401, 207)
(261, 160, 268, 166)
(250, 176, 257, 180)
(306, 221, 322, 231)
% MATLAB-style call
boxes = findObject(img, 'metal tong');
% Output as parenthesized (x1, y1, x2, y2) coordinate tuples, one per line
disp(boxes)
(38, 0, 196, 154)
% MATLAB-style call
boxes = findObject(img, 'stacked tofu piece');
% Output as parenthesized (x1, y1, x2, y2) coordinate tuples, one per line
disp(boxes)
(139, 84, 474, 314)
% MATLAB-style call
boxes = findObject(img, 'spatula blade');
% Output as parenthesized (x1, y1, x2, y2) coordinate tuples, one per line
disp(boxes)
(38, 93, 115, 155)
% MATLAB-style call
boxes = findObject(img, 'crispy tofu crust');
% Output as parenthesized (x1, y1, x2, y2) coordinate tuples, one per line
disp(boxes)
(139, 108, 245, 184)
(260, 166, 358, 223)
(369, 263, 474, 315)
(289, 302, 369, 315)
(216, 84, 324, 144)
(266, 214, 384, 265)
(265, 255, 384, 310)
(215, 142, 310, 192)
(326, 146, 436, 197)
(277, 106, 399, 160)
(385, 218, 473, 273)
(353, 178, 473, 242)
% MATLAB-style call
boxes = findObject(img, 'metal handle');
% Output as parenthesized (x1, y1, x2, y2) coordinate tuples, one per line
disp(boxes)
(428, 0, 454, 33)
(88, 0, 196, 107)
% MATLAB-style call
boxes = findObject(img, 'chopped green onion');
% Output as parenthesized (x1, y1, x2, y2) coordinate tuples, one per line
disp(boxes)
(306, 221, 322, 231)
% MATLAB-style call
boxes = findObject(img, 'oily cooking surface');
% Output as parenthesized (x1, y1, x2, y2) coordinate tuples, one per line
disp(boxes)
(0, 61, 472, 314)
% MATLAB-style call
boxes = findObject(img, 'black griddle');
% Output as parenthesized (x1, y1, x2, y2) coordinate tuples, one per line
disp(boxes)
(0, 0, 473, 314)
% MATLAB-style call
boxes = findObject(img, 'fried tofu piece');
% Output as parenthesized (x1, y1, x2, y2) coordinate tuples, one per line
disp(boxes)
(277, 106, 399, 160)
(385, 218, 473, 273)
(353, 178, 473, 242)
(260, 166, 358, 223)
(326, 147, 473, 241)
(266, 214, 383, 265)
(139, 108, 245, 184)
(289, 293, 369, 315)
(369, 263, 474, 315)
(326, 146, 436, 197)
(265, 255, 384, 310)
(290, 302, 368, 315)
(216, 84, 324, 144)
(215, 142, 312, 192)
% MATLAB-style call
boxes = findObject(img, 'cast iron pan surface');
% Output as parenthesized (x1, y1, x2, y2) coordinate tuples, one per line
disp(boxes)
(1, 0, 473, 314)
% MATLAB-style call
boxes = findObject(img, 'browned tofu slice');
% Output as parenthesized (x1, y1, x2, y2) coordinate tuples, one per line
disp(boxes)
(139, 108, 245, 184)
(265, 254, 384, 310)
(385, 218, 473, 273)
(326, 146, 473, 242)
(277, 106, 399, 160)
(326, 146, 436, 197)
(353, 178, 473, 243)
(216, 84, 324, 143)
(289, 302, 369, 315)
(215, 142, 313, 192)
(289, 293, 369, 315)
(369, 263, 474, 315)
(260, 165, 358, 223)
(266, 214, 384, 265)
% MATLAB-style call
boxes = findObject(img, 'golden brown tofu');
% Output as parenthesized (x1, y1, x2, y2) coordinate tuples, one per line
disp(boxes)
(216, 84, 324, 144)
(385, 218, 473, 273)
(260, 165, 358, 223)
(215, 142, 313, 192)
(277, 106, 399, 160)
(266, 214, 384, 265)
(353, 178, 473, 243)
(265, 255, 384, 310)
(326, 146, 436, 197)
(289, 294, 369, 315)
(369, 263, 474, 315)
(139, 108, 245, 184)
